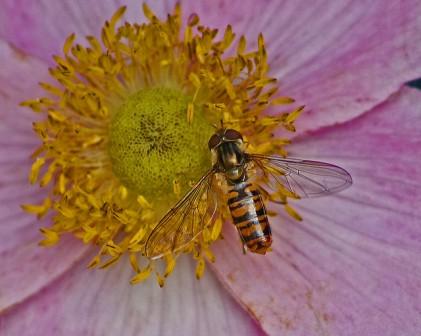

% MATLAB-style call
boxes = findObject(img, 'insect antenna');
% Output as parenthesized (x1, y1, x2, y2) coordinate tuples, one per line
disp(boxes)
(220, 119, 225, 129)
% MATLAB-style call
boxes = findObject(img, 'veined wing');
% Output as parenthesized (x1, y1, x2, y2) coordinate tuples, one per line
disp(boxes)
(144, 168, 218, 259)
(248, 154, 352, 199)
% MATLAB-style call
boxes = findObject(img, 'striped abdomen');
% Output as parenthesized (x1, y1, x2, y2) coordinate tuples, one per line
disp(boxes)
(227, 181, 272, 254)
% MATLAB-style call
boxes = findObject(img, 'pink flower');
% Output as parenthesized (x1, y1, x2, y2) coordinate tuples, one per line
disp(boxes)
(1, 1, 421, 335)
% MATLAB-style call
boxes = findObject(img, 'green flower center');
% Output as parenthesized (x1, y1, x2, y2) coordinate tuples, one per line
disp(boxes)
(109, 87, 213, 204)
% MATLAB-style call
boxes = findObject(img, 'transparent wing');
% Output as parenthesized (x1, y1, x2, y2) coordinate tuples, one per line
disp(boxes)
(248, 154, 352, 198)
(144, 168, 218, 259)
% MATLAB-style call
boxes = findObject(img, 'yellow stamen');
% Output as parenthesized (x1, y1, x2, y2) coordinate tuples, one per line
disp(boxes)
(173, 179, 181, 198)
(88, 255, 101, 269)
(195, 257, 206, 280)
(285, 204, 303, 221)
(39, 228, 60, 247)
(285, 105, 306, 124)
(22, 4, 303, 285)
(29, 157, 46, 184)
(21, 198, 51, 218)
(211, 217, 223, 241)
(130, 264, 153, 285)
(163, 254, 176, 277)
(156, 273, 165, 287)
(272, 96, 296, 105)
(187, 102, 194, 124)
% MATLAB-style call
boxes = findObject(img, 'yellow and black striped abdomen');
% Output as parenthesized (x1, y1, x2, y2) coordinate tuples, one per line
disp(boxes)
(227, 181, 272, 254)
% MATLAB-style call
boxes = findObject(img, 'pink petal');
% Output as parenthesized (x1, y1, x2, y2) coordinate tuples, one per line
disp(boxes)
(1, 1, 421, 133)
(0, 40, 89, 310)
(211, 87, 421, 335)
(0, 254, 265, 336)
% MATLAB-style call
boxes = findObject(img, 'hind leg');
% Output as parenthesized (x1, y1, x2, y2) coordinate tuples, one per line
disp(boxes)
(234, 227, 248, 254)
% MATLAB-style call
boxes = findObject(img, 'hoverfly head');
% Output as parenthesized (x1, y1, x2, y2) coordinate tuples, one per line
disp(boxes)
(208, 128, 243, 150)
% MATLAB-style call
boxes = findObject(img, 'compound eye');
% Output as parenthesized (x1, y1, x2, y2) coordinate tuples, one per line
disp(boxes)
(224, 129, 243, 141)
(208, 134, 220, 150)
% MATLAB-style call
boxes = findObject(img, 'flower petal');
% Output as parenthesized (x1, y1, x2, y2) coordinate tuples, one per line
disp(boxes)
(0, 255, 264, 336)
(0, 40, 89, 310)
(211, 87, 421, 335)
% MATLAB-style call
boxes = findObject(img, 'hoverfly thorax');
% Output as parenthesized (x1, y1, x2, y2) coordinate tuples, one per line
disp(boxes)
(208, 129, 246, 183)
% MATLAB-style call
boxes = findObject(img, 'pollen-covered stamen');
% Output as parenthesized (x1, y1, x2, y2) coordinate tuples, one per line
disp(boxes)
(22, 4, 303, 285)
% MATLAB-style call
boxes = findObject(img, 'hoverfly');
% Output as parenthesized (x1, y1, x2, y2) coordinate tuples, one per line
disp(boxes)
(144, 128, 352, 259)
